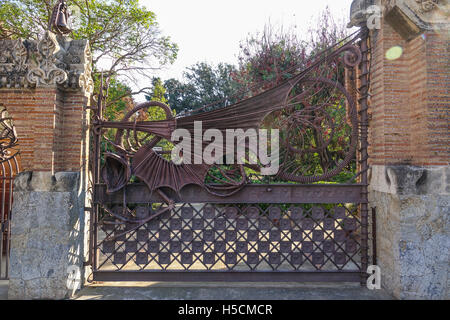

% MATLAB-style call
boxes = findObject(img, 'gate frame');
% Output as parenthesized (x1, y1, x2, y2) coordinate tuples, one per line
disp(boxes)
(87, 27, 372, 285)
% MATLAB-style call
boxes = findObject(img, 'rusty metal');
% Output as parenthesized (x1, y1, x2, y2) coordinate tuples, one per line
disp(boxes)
(88, 30, 372, 283)
(275, 76, 359, 183)
(0, 106, 20, 280)
(95, 184, 366, 204)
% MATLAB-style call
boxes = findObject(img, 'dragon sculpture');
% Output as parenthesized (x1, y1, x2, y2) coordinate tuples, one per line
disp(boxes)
(91, 31, 364, 240)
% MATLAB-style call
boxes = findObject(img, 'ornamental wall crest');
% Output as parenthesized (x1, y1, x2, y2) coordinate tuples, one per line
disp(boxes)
(0, 31, 93, 95)
(27, 31, 68, 86)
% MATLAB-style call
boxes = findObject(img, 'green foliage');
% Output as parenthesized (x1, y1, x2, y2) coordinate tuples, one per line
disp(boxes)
(163, 62, 240, 114)
(140, 77, 175, 160)
(95, 75, 134, 163)
(0, 0, 46, 39)
(143, 77, 176, 120)
(147, 77, 168, 104)
(102, 76, 133, 122)
(163, 78, 197, 114)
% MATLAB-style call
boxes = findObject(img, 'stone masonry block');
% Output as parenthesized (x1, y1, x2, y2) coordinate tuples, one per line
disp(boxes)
(8, 171, 86, 300)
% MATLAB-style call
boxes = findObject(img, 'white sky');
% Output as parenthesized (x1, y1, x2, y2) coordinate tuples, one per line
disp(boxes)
(136, 0, 354, 97)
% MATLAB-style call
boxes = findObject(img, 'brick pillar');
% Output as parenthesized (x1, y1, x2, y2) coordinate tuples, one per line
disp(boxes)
(349, 0, 449, 299)
(0, 85, 90, 173)
(0, 31, 93, 299)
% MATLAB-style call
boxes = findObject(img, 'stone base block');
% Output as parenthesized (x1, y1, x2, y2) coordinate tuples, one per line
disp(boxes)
(369, 165, 449, 299)
(8, 171, 87, 300)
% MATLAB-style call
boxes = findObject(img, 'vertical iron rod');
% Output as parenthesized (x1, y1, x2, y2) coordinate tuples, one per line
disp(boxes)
(92, 75, 105, 272)
(4, 159, 14, 279)
(372, 207, 377, 266)
(0, 162, 5, 279)
(358, 26, 370, 285)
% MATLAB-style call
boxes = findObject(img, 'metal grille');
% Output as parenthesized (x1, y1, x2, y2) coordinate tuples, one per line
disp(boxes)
(97, 202, 363, 273)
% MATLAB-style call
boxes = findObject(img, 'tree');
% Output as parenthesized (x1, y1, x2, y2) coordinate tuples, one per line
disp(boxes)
(163, 62, 240, 114)
(163, 78, 197, 114)
(146, 77, 168, 105)
(0, 0, 178, 84)
(161, 8, 348, 115)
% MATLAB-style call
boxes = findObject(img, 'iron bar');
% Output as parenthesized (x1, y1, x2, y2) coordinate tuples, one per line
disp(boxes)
(95, 184, 366, 204)
(372, 207, 377, 266)
(93, 270, 362, 282)
(358, 27, 370, 286)
(0, 106, 20, 280)
(0, 163, 4, 278)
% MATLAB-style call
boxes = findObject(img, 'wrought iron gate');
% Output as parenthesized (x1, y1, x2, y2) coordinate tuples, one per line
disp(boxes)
(0, 106, 20, 280)
(88, 29, 373, 283)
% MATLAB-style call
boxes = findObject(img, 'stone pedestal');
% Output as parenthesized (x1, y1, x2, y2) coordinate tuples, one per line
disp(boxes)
(369, 165, 449, 299)
(8, 171, 87, 299)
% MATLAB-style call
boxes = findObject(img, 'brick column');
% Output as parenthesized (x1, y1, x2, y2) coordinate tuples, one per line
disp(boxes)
(350, 0, 449, 299)
(0, 31, 93, 299)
